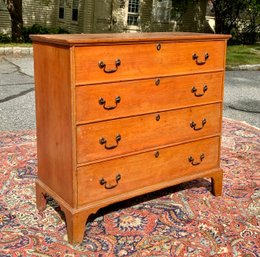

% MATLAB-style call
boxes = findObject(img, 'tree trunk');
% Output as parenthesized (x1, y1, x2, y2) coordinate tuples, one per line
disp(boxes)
(6, 0, 23, 42)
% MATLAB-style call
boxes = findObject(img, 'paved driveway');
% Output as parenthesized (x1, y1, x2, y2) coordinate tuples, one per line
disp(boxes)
(0, 56, 259, 131)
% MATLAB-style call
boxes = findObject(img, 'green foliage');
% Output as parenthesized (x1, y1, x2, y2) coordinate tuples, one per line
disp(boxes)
(211, 0, 260, 44)
(239, 0, 260, 44)
(22, 24, 69, 43)
(0, 33, 12, 43)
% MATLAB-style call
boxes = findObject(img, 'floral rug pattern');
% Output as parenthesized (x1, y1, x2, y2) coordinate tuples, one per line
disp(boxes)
(0, 118, 259, 256)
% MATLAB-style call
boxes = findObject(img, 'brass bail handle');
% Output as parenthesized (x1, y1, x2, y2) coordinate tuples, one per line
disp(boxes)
(99, 96, 121, 110)
(99, 174, 121, 189)
(192, 53, 209, 65)
(190, 118, 207, 131)
(98, 59, 121, 73)
(99, 134, 121, 150)
(191, 85, 208, 97)
(188, 153, 205, 166)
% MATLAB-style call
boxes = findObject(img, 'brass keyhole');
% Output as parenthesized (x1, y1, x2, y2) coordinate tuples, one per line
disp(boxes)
(154, 151, 160, 158)
(155, 78, 160, 86)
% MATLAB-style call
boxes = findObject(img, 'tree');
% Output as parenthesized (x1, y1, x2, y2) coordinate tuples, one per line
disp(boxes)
(3, 0, 23, 42)
(240, 0, 260, 44)
(211, 0, 260, 44)
(211, 0, 246, 34)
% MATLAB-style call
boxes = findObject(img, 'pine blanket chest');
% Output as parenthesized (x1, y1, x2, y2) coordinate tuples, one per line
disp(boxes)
(31, 32, 230, 244)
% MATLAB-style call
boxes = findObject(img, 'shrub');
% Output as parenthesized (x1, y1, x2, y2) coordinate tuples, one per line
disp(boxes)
(0, 33, 12, 43)
(22, 24, 69, 43)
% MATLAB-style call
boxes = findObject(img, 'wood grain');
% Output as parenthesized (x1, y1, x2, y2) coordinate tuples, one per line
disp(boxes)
(77, 103, 222, 164)
(33, 43, 75, 207)
(75, 41, 225, 84)
(77, 136, 220, 206)
(32, 32, 229, 244)
(30, 32, 230, 46)
(76, 72, 223, 124)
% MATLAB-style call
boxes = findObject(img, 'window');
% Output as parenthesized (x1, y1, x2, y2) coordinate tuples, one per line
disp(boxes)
(127, 0, 139, 26)
(72, 0, 79, 22)
(59, 0, 65, 19)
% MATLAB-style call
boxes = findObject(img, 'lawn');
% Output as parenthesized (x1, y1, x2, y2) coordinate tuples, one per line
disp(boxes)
(226, 44, 260, 66)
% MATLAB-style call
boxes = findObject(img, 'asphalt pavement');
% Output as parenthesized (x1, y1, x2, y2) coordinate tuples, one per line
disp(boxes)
(0, 56, 259, 131)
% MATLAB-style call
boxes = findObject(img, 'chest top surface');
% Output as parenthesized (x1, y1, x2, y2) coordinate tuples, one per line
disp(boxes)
(30, 32, 231, 46)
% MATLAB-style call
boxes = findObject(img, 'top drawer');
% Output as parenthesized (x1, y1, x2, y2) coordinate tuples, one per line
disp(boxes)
(75, 41, 226, 85)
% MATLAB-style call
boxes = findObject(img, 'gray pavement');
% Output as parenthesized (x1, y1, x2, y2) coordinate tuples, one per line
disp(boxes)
(0, 55, 259, 131)
(224, 71, 260, 128)
(0, 56, 35, 131)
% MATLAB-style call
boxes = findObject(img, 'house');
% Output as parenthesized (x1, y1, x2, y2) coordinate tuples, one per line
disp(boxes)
(0, 0, 10, 34)
(0, 0, 213, 35)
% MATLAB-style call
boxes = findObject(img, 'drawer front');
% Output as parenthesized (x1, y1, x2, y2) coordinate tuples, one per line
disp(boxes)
(76, 72, 223, 124)
(77, 103, 221, 164)
(75, 41, 225, 84)
(77, 136, 220, 206)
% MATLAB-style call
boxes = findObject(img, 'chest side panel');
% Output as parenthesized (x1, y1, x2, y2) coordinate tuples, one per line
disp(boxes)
(33, 43, 74, 207)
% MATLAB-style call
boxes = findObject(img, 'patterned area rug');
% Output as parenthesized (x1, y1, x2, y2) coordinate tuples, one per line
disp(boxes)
(0, 118, 259, 256)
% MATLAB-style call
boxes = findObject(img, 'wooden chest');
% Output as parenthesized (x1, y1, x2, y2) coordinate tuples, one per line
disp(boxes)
(31, 32, 230, 244)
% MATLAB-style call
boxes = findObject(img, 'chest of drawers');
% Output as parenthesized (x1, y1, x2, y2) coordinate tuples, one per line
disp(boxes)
(31, 32, 230, 244)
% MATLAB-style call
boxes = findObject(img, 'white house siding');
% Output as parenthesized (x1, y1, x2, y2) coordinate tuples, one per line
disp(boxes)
(82, 0, 95, 33)
(0, 1, 11, 34)
(0, 0, 86, 35)
(23, 0, 58, 28)
(0, 0, 211, 37)
(56, 0, 85, 34)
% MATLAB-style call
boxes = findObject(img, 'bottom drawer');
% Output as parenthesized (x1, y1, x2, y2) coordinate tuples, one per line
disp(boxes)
(77, 137, 220, 206)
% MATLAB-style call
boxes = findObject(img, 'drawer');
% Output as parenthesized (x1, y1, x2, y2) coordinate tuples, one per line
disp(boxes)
(77, 103, 222, 164)
(75, 41, 225, 84)
(76, 72, 223, 124)
(77, 136, 220, 206)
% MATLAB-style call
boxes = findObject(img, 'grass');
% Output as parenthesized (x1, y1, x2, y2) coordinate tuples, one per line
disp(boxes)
(226, 44, 260, 66)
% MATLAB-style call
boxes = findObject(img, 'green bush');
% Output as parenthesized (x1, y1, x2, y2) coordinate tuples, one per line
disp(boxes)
(0, 33, 11, 43)
(22, 24, 69, 43)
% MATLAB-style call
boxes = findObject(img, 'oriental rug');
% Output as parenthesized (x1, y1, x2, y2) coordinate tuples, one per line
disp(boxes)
(0, 118, 259, 256)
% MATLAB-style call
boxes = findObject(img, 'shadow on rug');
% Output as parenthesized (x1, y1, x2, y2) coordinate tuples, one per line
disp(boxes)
(0, 118, 259, 256)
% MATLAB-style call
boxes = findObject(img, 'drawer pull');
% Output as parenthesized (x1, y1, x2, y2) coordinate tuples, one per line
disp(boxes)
(156, 43, 161, 51)
(192, 53, 209, 65)
(99, 96, 121, 110)
(191, 85, 208, 97)
(190, 118, 207, 131)
(99, 174, 121, 189)
(188, 153, 205, 166)
(99, 134, 121, 150)
(98, 59, 121, 73)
